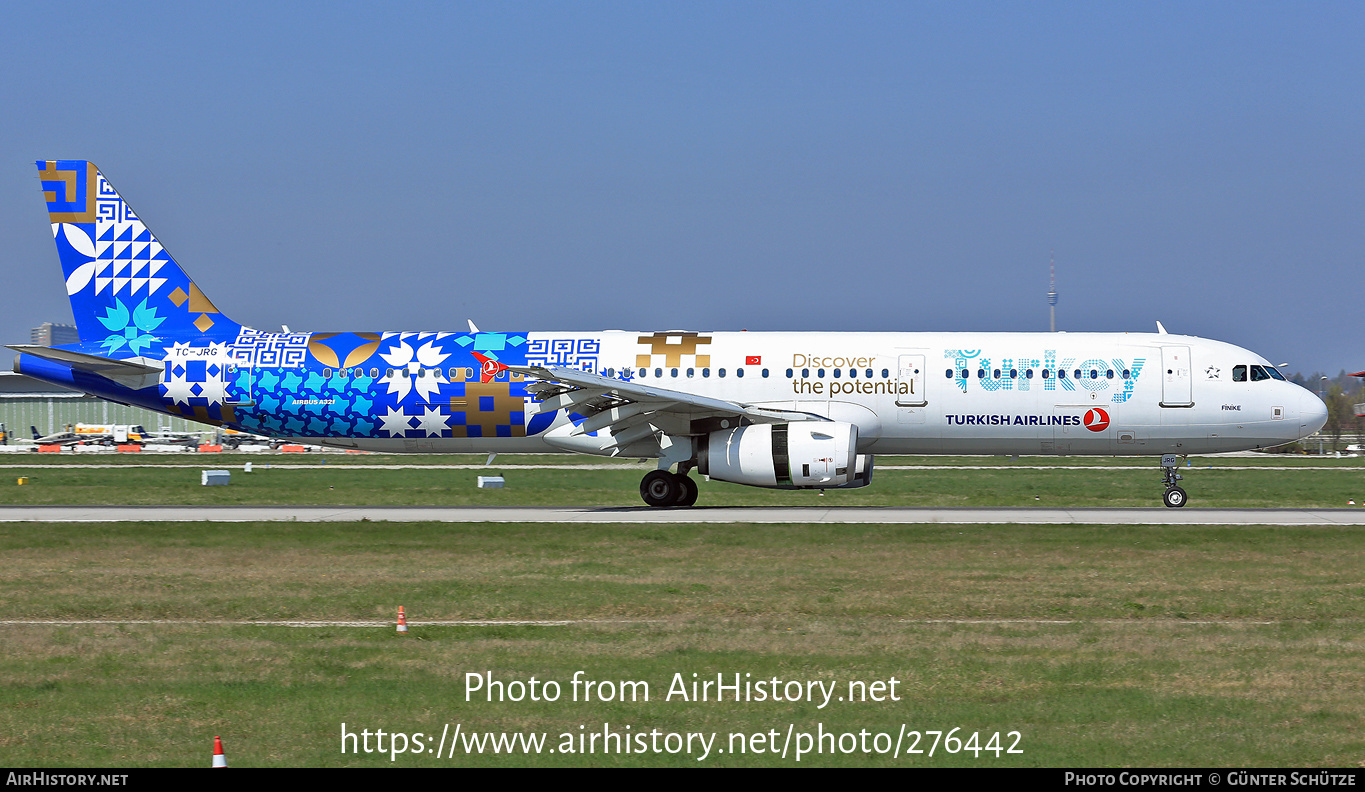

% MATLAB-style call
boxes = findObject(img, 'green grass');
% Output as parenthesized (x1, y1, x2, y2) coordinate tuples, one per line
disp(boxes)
(1, 520, 1364, 766)
(2, 456, 1363, 507)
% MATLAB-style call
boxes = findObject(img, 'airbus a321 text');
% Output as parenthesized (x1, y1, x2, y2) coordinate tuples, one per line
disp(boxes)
(12, 161, 1327, 507)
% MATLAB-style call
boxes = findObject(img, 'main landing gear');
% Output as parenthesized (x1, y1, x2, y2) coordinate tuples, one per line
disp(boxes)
(1160, 454, 1187, 508)
(640, 469, 699, 508)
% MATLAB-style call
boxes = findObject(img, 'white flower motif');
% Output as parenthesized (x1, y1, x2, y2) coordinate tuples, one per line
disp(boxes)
(379, 340, 450, 403)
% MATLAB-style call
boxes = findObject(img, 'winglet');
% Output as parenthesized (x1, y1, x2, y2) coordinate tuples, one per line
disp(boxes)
(1155, 321, 1168, 334)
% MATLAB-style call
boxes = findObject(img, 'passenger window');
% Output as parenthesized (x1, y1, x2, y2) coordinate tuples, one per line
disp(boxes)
(719, 369, 726, 378)
(737, 368, 745, 377)
(323, 368, 332, 378)
(849, 368, 858, 379)
(993, 369, 1001, 379)
(1058, 370, 1067, 379)
(946, 369, 953, 378)
(1025, 369, 1033, 379)
(833, 369, 841, 378)
(1233, 365, 1247, 382)
(686, 368, 694, 378)
(802, 368, 810, 378)
(789, 368, 796, 378)
(1042, 369, 1050, 379)
(639, 368, 647, 378)
(884, 369, 891, 378)
(1106, 370, 1114, 379)
(671, 368, 678, 377)
(818, 369, 825, 378)
(655, 368, 663, 378)
(702, 368, 710, 378)
(762, 369, 769, 378)
(1122, 369, 1130, 379)
(976, 369, 985, 379)
(1090, 369, 1098, 379)
(1074, 369, 1081, 379)
(371, 368, 380, 379)
(866, 369, 873, 378)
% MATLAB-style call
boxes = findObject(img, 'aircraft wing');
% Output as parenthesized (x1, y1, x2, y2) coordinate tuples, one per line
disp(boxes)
(510, 364, 824, 452)
(8, 345, 162, 391)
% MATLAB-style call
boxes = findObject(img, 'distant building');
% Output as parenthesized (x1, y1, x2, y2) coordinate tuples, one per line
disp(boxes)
(30, 322, 80, 347)
(0, 372, 205, 439)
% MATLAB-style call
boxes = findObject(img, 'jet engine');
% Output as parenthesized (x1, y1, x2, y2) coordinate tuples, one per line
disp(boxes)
(696, 422, 866, 489)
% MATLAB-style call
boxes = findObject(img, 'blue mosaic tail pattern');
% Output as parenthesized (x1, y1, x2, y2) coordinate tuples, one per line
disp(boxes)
(37, 160, 242, 354)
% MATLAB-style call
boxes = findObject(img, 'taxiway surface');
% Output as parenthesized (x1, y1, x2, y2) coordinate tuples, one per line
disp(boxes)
(3, 506, 1365, 525)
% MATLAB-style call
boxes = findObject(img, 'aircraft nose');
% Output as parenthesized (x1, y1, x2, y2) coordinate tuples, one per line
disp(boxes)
(1298, 387, 1328, 438)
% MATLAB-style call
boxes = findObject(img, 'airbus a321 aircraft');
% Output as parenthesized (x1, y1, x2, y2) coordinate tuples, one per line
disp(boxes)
(12, 161, 1328, 507)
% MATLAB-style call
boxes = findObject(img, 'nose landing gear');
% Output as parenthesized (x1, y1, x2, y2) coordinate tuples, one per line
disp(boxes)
(1160, 454, 1187, 508)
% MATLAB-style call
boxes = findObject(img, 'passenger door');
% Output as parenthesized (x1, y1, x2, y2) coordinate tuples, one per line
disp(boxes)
(1161, 345, 1192, 407)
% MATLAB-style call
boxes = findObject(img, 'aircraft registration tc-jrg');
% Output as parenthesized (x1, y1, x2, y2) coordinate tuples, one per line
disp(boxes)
(12, 161, 1327, 508)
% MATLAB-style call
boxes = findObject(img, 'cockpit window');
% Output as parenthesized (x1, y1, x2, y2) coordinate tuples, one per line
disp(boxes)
(1250, 365, 1272, 382)
(1266, 365, 1285, 381)
(1233, 365, 1247, 382)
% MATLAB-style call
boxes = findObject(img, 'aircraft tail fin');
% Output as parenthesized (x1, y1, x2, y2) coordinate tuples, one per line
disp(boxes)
(37, 160, 242, 351)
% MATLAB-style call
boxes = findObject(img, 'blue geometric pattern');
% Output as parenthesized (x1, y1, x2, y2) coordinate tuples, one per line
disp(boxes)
(38, 160, 242, 347)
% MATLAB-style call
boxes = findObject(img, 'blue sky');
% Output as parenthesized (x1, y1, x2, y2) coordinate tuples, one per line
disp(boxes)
(2, 2, 1361, 375)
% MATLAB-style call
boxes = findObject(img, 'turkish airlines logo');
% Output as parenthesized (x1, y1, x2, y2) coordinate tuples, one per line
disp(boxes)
(472, 352, 508, 383)
(1083, 408, 1110, 432)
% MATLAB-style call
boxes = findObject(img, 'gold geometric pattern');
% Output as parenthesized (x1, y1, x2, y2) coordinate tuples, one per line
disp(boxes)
(40, 161, 97, 223)
(187, 283, 220, 314)
(448, 382, 526, 438)
(193, 314, 215, 333)
(168, 287, 188, 307)
(636, 332, 713, 368)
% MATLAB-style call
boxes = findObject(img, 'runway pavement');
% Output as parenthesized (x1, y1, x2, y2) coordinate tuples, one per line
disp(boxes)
(3, 505, 1365, 525)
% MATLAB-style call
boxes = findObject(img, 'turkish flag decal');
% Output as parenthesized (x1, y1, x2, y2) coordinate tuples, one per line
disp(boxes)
(746, 355, 762, 365)
(1083, 407, 1110, 432)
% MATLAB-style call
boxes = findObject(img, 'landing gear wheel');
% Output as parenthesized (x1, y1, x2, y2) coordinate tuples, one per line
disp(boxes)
(641, 470, 679, 508)
(1163, 486, 1187, 508)
(674, 475, 699, 507)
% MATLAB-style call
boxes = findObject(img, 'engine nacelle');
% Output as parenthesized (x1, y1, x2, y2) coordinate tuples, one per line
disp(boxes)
(838, 453, 875, 489)
(697, 422, 859, 489)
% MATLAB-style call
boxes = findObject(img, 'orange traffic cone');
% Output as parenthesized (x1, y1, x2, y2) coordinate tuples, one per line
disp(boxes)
(212, 735, 227, 767)
(397, 606, 408, 634)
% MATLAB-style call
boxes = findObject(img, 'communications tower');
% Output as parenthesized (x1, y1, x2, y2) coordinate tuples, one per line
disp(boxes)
(1047, 251, 1058, 332)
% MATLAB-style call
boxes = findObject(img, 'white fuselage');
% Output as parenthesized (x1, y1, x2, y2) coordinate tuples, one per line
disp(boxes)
(333, 331, 1326, 456)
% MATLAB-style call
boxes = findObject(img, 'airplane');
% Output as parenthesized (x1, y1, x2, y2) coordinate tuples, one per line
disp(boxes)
(28, 425, 84, 446)
(23, 422, 199, 448)
(10, 161, 1328, 507)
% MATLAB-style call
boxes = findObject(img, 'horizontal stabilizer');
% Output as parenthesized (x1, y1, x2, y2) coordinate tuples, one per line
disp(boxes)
(9, 345, 161, 390)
